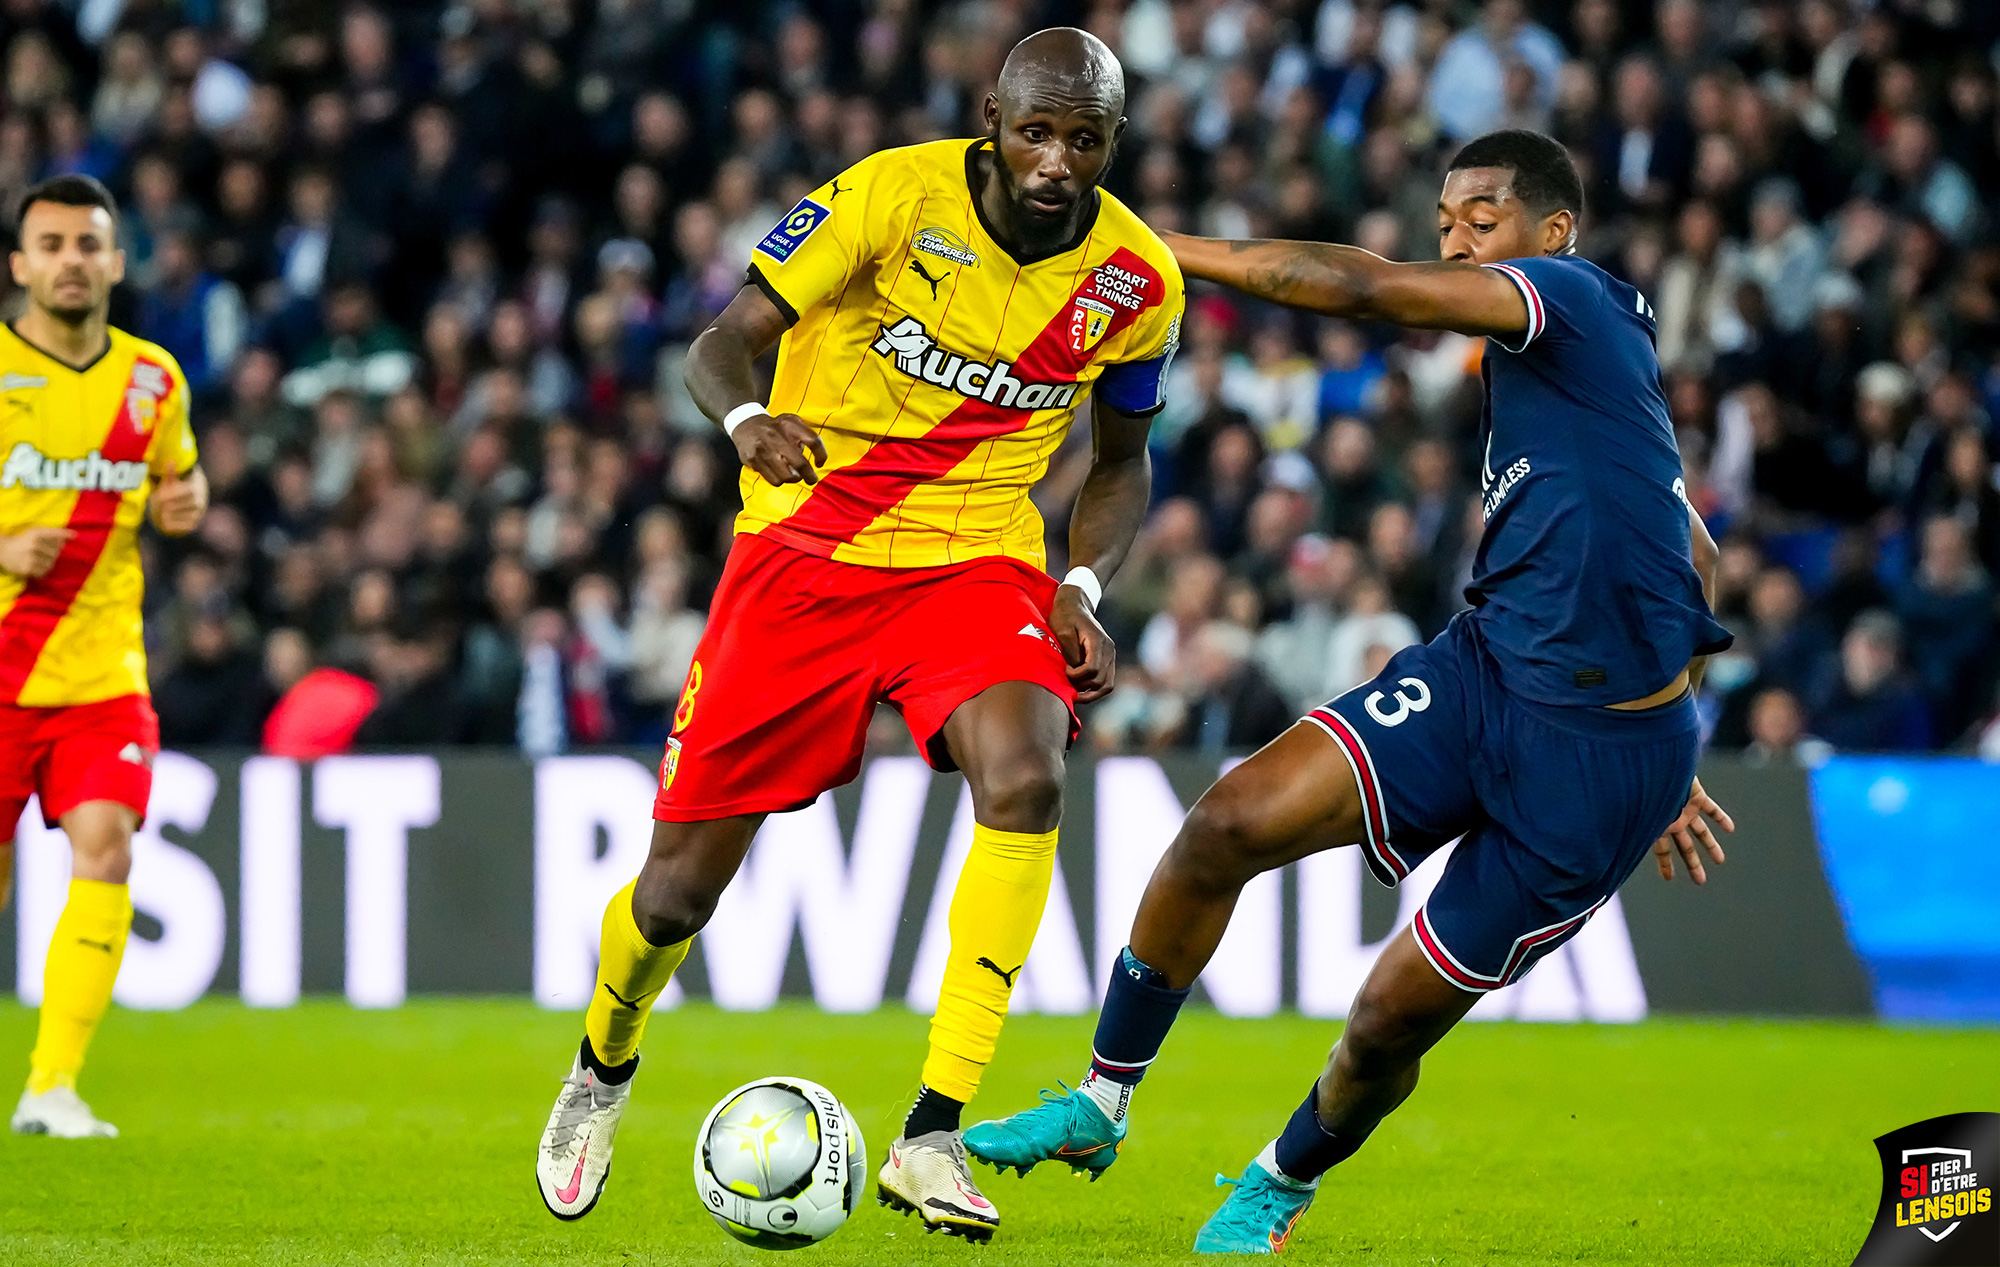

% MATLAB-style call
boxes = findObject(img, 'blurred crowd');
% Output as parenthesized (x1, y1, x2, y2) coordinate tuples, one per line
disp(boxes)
(10, 0, 2000, 758)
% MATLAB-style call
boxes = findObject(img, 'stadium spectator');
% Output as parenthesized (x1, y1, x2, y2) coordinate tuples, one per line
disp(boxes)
(1426, 0, 1563, 144)
(1169, 621, 1294, 754)
(1324, 570, 1421, 700)
(1256, 534, 1362, 713)
(154, 612, 264, 746)
(1314, 319, 1386, 421)
(1897, 516, 1997, 742)
(1742, 685, 1834, 766)
(1809, 610, 1932, 750)
(139, 225, 246, 393)
(1139, 553, 1227, 678)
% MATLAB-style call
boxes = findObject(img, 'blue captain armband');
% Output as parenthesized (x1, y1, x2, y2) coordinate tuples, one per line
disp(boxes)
(1095, 352, 1173, 416)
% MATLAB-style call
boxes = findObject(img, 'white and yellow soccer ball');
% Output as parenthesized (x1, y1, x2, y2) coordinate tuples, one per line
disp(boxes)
(693, 1076, 866, 1250)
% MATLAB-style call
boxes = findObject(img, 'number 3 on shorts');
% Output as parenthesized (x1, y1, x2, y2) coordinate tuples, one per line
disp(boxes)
(1365, 676, 1432, 727)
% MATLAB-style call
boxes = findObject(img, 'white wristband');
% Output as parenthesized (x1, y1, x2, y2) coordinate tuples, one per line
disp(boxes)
(1061, 566, 1102, 611)
(721, 402, 769, 437)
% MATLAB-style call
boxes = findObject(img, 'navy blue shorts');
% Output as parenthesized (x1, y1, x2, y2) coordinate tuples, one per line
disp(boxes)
(1304, 614, 1698, 992)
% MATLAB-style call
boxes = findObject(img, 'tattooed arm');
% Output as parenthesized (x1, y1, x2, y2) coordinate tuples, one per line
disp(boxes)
(1163, 232, 1530, 338)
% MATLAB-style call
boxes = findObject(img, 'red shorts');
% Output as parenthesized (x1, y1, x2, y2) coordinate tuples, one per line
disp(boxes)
(0, 693, 159, 834)
(654, 534, 1079, 821)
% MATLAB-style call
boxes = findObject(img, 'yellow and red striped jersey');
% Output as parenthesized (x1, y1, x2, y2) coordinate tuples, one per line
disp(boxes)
(0, 323, 196, 706)
(741, 139, 1184, 569)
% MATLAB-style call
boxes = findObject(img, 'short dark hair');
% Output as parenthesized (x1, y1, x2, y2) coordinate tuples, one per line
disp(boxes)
(1446, 130, 1584, 222)
(16, 174, 119, 232)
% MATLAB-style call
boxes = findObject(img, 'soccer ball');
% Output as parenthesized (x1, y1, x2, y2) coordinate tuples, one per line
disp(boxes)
(693, 1076, 867, 1250)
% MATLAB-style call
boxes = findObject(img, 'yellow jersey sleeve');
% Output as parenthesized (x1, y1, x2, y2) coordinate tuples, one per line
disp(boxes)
(145, 348, 198, 477)
(1124, 270, 1186, 363)
(746, 152, 902, 323)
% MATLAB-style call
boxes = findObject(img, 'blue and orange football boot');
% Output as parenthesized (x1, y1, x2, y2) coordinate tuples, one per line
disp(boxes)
(961, 1083, 1126, 1180)
(1191, 1160, 1317, 1254)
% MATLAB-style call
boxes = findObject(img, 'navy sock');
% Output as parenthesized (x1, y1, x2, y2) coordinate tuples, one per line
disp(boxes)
(1271, 1081, 1365, 1182)
(1087, 948, 1192, 1085)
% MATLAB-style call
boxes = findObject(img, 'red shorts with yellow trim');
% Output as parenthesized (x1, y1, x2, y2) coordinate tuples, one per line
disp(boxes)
(654, 533, 1079, 821)
(0, 693, 159, 834)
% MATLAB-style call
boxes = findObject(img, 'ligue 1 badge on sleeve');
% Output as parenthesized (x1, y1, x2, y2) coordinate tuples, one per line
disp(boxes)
(1852, 1112, 1998, 1266)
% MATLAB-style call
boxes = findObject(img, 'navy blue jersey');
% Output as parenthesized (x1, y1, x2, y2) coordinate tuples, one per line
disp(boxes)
(1465, 254, 1732, 706)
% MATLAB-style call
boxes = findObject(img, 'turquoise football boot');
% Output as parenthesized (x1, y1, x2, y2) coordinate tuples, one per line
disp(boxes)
(961, 1083, 1126, 1180)
(1191, 1161, 1317, 1254)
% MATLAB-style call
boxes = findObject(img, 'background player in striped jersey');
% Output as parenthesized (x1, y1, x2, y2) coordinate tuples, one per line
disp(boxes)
(0, 175, 207, 1138)
(534, 29, 1182, 1239)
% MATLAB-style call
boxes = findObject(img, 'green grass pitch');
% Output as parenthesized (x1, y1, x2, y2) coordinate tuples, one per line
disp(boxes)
(0, 1000, 1992, 1265)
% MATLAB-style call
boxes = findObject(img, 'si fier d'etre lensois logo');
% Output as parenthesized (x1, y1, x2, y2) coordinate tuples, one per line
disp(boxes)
(1853, 1112, 1998, 1266)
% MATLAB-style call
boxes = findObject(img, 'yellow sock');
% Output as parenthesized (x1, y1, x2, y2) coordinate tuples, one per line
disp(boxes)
(922, 823, 1059, 1102)
(582, 880, 691, 1066)
(28, 879, 132, 1095)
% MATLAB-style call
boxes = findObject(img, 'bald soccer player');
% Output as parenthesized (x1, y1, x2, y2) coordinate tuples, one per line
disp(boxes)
(532, 29, 1183, 1242)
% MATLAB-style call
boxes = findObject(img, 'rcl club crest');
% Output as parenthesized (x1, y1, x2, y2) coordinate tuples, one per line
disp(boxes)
(124, 361, 169, 433)
(1852, 1112, 1998, 1266)
(1069, 296, 1113, 353)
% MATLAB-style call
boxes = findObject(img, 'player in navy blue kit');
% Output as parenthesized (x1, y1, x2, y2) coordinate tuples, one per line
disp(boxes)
(962, 131, 1738, 1253)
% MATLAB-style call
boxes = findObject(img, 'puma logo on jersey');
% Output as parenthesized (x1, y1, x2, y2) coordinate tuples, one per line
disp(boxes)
(0, 442, 148, 492)
(909, 258, 950, 300)
(871, 317, 1079, 412)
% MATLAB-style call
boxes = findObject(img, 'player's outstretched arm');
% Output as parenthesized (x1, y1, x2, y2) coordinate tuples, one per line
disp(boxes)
(1163, 232, 1530, 339)
(686, 284, 827, 487)
(1053, 401, 1152, 702)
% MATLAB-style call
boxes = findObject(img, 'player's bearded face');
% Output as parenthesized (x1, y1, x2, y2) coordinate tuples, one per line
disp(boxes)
(988, 102, 1119, 252)
(10, 204, 122, 324)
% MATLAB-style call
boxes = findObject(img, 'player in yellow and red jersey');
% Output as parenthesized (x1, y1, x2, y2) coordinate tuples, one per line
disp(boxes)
(0, 176, 207, 1139)
(535, 30, 1182, 1238)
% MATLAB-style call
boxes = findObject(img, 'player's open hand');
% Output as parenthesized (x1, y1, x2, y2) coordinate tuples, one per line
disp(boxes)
(0, 525, 73, 578)
(1652, 775, 1733, 884)
(734, 412, 828, 487)
(1052, 585, 1116, 703)
(149, 466, 208, 536)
